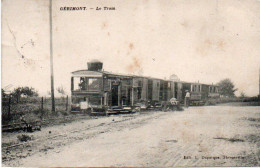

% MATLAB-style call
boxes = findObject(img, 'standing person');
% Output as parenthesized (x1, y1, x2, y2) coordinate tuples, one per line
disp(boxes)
(185, 90, 190, 107)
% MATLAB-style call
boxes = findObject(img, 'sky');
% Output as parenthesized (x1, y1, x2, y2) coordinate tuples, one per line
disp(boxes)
(2, 0, 260, 97)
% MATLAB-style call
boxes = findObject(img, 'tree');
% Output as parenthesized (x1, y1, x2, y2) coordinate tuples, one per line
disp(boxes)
(56, 85, 66, 98)
(21, 87, 39, 97)
(11, 86, 39, 103)
(217, 78, 237, 97)
(240, 92, 246, 98)
(47, 90, 51, 96)
(2, 89, 6, 98)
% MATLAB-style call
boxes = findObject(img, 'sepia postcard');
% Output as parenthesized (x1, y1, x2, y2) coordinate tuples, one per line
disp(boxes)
(1, 0, 260, 167)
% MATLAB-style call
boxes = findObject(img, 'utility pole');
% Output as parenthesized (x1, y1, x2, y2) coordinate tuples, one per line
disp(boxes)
(259, 67, 260, 98)
(49, 0, 55, 112)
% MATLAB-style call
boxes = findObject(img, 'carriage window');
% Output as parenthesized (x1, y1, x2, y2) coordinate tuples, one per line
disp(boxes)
(88, 78, 100, 90)
(72, 77, 101, 91)
(73, 77, 82, 91)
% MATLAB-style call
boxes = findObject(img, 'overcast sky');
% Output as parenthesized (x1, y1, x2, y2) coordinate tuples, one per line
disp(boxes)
(2, 0, 260, 96)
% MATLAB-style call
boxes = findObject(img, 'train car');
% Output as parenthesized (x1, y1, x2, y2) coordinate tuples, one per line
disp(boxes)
(71, 60, 219, 114)
(71, 60, 176, 114)
(71, 61, 132, 114)
(173, 81, 220, 105)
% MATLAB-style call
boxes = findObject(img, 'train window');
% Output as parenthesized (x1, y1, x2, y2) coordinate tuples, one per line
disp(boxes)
(103, 79, 111, 91)
(73, 77, 82, 91)
(79, 77, 87, 90)
(72, 77, 101, 91)
(138, 80, 142, 87)
(88, 78, 101, 91)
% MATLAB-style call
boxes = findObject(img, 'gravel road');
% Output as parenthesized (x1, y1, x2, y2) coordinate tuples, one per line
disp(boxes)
(2, 105, 260, 167)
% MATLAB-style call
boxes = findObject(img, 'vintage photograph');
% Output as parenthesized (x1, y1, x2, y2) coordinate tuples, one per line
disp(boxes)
(1, 0, 260, 167)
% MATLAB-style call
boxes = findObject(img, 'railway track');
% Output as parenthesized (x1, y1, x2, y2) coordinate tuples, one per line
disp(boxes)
(2, 114, 104, 132)
(2, 112, 160, 151)
(2, 111, 170, 166)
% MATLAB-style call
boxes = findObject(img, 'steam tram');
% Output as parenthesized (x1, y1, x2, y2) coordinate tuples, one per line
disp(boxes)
(71, 60, 219, 114)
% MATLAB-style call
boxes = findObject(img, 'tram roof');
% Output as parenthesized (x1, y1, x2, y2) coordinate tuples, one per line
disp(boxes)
(71, 69, 171, 81)
(71, 70, 218, 86)
(179, 81, 219, 86)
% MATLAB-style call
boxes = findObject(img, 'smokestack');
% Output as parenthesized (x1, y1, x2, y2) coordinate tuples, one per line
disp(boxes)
(87, 60, 103, 71)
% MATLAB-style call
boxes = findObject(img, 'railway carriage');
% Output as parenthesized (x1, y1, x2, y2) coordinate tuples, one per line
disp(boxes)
(71, 60, 176, 114)
(173, 81, 220, 105)
(71, 60, 219, 114)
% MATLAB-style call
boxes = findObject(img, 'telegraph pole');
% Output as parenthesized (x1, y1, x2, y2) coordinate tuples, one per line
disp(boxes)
(259, 67, 260, 99)
(49, 0, 55, 112)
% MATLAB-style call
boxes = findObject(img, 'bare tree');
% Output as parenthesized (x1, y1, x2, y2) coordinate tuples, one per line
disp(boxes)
(47, 90, 51, 96)
(240, 92, 246, 98)
(56, 85, 66, 98)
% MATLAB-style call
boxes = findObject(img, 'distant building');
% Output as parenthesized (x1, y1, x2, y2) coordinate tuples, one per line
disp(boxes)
(169, 74, 180, 82)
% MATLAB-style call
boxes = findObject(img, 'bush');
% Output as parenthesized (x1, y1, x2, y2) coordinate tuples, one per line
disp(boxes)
(242, 96, 259, 102)
(205, 97, 241, 105)
(2, 97, 69, 125)
(205, 99, 217, 105)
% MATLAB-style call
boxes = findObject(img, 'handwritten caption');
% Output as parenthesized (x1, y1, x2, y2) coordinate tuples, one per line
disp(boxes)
(184, 155, 246, 160)
(60, 7, 116, 11)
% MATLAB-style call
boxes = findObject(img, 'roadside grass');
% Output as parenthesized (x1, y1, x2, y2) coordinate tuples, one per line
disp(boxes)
(206, 97, 260, 106)
(2, 97, 70, 126)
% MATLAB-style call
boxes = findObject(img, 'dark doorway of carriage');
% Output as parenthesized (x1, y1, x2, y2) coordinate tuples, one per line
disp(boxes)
(148, 80, 153, 101)
(182, 83, 191, 100)
(111, 84, 119, 106)
(174, 82, 178, 99)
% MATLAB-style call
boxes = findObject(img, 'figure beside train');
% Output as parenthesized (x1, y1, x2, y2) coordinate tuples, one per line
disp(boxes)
(71, 60, 220, 114)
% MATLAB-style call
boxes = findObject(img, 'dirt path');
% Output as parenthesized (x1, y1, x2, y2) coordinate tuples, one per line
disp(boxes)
(2, 106, 260, 167)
